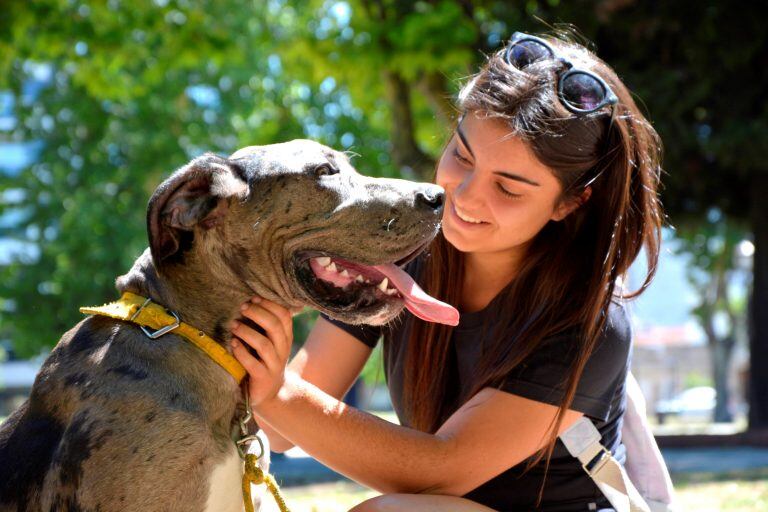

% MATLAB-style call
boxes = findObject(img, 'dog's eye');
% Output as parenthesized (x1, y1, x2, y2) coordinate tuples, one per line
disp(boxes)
(315, 164, 339, 177)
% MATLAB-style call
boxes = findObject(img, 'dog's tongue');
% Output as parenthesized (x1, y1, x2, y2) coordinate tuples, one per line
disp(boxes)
(373, 263, 459, 326)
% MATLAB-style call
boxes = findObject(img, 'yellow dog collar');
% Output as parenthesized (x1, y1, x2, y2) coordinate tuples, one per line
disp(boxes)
(80, 292, 246, 384)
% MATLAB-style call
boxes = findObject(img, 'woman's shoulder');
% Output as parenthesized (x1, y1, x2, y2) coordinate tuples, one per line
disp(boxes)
(544, 299, 632, 348)
(537, 299, 633, 370)
(600, 299, 634, 352)
(576, 299, 633, 376)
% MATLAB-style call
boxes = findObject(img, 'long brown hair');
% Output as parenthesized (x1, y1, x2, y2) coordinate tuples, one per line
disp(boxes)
(401, 30, 665, 468)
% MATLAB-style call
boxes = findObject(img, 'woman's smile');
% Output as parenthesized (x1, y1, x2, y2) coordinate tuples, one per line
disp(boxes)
(448, 200, 491, 229)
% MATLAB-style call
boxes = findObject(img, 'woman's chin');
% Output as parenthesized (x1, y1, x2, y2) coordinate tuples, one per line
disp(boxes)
(442, 223, 482, 253)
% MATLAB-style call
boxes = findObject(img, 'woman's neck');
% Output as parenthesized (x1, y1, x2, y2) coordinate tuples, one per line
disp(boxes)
(460, 246, 527, 313)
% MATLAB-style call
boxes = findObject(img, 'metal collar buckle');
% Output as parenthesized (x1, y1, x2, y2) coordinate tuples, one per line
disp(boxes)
(130, 297, 181, 339)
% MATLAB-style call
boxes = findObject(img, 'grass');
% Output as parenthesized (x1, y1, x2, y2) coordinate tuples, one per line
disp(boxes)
(4, 412, 766, 511)
(673, 468, 768, 511)
(278, 481, 378, 512)
(275, 470, 768, 512)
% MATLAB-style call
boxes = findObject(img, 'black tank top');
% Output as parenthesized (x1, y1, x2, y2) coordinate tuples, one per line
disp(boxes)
(320, 255, 631, 511)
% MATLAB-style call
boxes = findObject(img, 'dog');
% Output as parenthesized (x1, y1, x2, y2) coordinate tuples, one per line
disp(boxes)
(0, 139, 458, 512)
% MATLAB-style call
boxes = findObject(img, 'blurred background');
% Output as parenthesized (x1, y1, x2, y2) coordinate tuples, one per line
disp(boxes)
(0, 1, 766, 510)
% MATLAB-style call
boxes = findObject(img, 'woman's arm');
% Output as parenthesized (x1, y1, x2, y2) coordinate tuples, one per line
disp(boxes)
(230, 297, 581, 495)
(256, 374, 582, 496)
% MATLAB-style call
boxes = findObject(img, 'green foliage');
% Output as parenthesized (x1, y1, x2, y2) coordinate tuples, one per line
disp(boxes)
(0, 0, 387, 355)
(0, 0, 765, 361)
(673, 209, 751, 326)
(359, 340, 385, 387)
(684, 372, 713, 390)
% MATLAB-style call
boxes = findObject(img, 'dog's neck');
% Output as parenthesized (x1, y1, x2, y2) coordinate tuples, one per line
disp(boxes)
(115, 248, 253, 345)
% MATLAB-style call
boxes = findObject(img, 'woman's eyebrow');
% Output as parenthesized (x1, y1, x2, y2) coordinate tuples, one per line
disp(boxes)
(494, 171, 541, 187)
(456, 123, 541, 187)
(455, 124, 475, 158)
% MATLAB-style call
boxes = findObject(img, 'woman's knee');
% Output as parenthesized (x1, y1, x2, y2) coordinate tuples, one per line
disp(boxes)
(348, 494, 403, 512)
(348, 493, 497, 512)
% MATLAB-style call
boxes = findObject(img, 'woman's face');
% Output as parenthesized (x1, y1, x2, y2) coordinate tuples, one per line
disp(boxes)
(435, 111, 580, 256)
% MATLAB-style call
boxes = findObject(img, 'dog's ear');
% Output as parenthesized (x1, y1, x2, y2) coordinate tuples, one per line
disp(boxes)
(147, 153, 248, 266)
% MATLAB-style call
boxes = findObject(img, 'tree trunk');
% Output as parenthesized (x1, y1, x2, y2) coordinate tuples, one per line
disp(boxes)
(418, 71, 457, 128)
(383, 69, 436, 181)
(712, 336, 734, 422)
(748, 171, 768, 428)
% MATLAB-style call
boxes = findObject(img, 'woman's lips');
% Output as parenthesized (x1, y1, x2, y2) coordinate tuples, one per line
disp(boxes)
(449, 201, 490, 229)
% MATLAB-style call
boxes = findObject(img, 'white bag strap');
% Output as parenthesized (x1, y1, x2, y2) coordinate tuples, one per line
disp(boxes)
(560, 417, 652, 512)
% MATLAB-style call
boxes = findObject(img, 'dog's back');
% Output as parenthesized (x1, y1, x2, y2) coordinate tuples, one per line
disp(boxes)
(0, 315, 245, 512)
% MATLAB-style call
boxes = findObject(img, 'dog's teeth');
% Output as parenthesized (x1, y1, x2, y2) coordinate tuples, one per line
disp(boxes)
(340, 270, 350, 278)
(385, 288, 397, 296)
(316, 256, 331, 266)
(326, 262, 338, 272)
(377, 278, 389, 292)
(355, 275, 364, 283)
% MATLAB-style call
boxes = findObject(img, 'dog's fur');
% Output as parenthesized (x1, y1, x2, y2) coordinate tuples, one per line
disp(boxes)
(0, 140, 444, 512)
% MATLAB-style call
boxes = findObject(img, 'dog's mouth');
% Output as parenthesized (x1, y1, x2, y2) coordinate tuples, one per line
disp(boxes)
(294, 244, 459, 326)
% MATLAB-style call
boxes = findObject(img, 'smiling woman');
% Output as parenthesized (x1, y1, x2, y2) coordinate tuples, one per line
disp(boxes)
(229, 28, 668, 512)
(437, 113, 578, 272)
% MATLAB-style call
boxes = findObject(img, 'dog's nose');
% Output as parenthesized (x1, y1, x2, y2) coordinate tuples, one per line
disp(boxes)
(416, 186, 445, 211)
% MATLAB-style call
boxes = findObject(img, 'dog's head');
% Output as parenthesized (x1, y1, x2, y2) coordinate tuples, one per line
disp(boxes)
(146, 140, 458, 326)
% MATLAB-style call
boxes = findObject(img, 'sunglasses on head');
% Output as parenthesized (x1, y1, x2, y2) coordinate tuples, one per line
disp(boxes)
(504, 32, 618, 115)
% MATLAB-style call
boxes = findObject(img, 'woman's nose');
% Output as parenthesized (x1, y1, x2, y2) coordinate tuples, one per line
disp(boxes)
(454, 173, 484, 205)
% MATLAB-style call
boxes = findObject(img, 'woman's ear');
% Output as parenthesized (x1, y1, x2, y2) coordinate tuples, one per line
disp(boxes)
(147, 153, 248, 267)
(551, 186, 592, 222)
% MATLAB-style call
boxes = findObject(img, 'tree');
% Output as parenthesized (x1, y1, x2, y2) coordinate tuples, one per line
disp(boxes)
(2, 0, 767, 430)
(674, 211, 751, 422)
(592, 1, 768, 428)
(0, 0, 381, 356)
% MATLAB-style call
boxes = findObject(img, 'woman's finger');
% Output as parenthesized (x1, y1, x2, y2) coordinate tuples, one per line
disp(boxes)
(230, 321, 279, 371)
(239, 302, 286, 349)
(231, 337, 268, 376)
(254, 297, 294, 335)
(251, 299, 294, 360)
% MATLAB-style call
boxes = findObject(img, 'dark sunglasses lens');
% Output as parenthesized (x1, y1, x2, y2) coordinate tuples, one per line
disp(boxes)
(561, 72, 607, 111)
(508, 40, 551, 68)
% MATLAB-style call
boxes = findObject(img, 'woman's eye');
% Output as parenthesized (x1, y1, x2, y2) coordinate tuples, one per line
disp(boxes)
(315, 164, 339, 177)
(452, 148, 471, 165)
(496, 183, 522, 199)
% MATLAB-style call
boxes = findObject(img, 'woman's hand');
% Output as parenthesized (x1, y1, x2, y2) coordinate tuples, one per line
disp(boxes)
(230, 296, 301, 407)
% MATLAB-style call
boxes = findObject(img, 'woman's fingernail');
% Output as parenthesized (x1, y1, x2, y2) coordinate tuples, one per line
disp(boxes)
(231, 340, 238, 348)
(231, 320, 240, 330)
(251, 296, 261, 303)
(240, 302, 249, 311)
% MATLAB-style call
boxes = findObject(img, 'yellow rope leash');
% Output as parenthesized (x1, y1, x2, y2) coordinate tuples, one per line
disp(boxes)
(242, 453, 290, 512)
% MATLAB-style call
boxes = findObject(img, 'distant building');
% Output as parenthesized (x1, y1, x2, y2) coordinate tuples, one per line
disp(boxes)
(625, 233, 749, 421)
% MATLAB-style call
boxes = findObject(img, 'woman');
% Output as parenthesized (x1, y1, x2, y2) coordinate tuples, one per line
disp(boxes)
(229, 30, 664, 511)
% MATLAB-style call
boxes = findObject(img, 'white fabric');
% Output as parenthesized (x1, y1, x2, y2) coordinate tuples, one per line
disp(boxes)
(622, 373, 677, 509)
(558, 371, 679, 512)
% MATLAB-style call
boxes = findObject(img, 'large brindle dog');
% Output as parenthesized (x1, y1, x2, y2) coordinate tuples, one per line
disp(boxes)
(0, 140, 458, 512)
